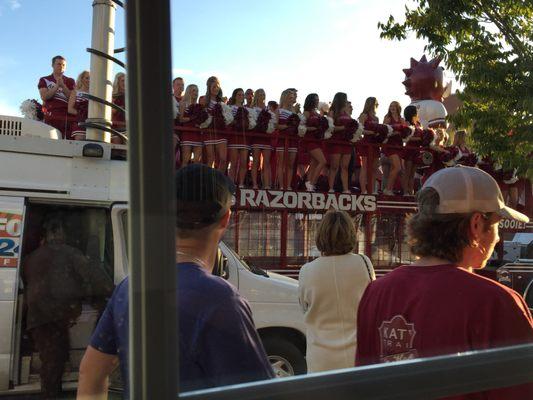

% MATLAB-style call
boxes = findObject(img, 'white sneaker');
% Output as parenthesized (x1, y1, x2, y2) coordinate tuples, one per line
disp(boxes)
(328, 189, 335, 193)
(342, 190, 351, 194)
(383, 189, 394, 196)
(305, 181, 315, 191)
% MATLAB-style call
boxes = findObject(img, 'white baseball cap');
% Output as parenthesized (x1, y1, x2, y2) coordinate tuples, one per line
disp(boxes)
(422, 166, 529, 223)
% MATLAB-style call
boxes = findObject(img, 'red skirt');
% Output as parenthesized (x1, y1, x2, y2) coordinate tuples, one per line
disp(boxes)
(402, 144, 420, 162)
(180, 128, 203, 147)
(251, 131, 272, 149)
(356, 136, 379, 159)
(228, 130, 249, 149)
(383, 136, 403, 157)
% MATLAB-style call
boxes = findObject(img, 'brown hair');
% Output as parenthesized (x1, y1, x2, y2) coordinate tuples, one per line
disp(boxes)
(408, 187, 491, 263)
(384, 101, 402, 122)
(316, 210, 357, 256)
(452, 130, 467, 147)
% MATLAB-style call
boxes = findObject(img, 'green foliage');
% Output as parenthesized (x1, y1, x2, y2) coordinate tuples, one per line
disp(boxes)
(378, 0, 532, 175)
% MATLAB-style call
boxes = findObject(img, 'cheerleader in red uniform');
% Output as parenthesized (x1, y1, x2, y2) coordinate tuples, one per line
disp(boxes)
(382, 101, 406, 195)
(275, 89, 299, 190)
(227, 88, 250, 187)
(300, 94, 327, 192)
(68, 71, 90, 141)
(200, 76, 227, 172)
(401, 105, 422, 196)
(250, 89, 272, 189)
(357, 97, 380, 194)
(452, 130, 476, 166)
(178, 84, 203, 165)
(111, 72, 126, 144)
(327, 92, 354, 193)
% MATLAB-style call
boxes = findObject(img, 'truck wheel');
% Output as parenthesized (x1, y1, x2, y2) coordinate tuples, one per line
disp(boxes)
(262, 336, 307, 377)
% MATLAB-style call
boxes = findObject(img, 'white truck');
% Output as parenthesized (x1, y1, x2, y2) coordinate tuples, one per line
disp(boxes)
(0, 116, 306, 394)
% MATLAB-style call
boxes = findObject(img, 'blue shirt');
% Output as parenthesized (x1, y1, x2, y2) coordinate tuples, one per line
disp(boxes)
(90, 262, 274, 397)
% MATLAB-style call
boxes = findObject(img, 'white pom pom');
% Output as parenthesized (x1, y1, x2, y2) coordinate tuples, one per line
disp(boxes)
(267, 111, 276, 134)
(454, 148, 463, 162)
(220, 102, 234, 125)
(403, 126, 416, 143)
(199, 115, 212, 129)
(247, 107, 258, 130)
(386, 124, 394, 136)
(503, 168, 518, 184)
(352, 122, 364, 143)
(20, 99, 37, 120)
(493, 163, 502, 171)
(324, 116, 334, 139)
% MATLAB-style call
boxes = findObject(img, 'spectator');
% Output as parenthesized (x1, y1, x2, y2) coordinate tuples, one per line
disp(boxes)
(77, 164, 274, 398)
(299, 210, 375, 372)
(382, 101, 405, 196)
(38, 55, 75, 139)
(356, 166, 532, 398)
(111, 72, 126, 144)
(22, 213, 113, 399)
(68, 71, 90, 140)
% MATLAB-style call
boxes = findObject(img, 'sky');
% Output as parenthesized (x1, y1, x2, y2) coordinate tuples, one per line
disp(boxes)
(0, 0, 458, 120)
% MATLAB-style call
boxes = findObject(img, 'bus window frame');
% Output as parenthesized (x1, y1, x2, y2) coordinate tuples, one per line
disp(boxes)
(125, 0, 533, 399)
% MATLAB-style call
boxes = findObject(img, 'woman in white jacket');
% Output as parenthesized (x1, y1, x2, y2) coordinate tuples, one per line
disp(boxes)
(298, 210, 375, 372)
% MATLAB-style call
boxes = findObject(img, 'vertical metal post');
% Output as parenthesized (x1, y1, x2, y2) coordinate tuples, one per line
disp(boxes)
(87, 0, 116, 142)
(125, 0, 177, 398)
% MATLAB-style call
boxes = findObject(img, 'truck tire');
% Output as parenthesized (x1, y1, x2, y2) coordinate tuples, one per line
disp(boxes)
(262, 336, 307, 377)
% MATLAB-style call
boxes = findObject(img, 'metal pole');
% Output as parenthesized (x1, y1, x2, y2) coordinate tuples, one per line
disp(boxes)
(125, 0, 177, 398)
(87, 0, 116, 142)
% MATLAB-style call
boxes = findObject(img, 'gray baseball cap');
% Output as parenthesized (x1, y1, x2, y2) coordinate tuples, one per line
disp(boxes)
(422, 166, 529, 223)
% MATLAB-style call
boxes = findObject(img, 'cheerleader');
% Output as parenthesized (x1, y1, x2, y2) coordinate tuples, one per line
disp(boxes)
(67, 71, 90, 141)
(301, 94, 327, 192)
(245, 88, 254, 107)
(275, 89, 299, 190)
(227, 88, 250, 187)
(250, 89, 272, 189)
(327, 93, 353, 193)
(401, 105, 422, 196)
(357, 97, 380, 194)
(453, 130, 477, 166)
(178, 84, 203, 165)
(200, 76, 227, 172)
(382, 101, 405, 196)
(111, 72, 126, 144)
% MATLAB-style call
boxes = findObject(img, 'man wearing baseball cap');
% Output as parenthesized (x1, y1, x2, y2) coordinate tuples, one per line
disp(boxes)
(356, 166, 532, 398)
(77, 164, 274, 398)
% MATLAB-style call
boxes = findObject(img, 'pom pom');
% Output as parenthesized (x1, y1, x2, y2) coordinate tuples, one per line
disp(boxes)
(255, 109, 276, 134)
(184, 103, 203, 124)
(20, 99, 44, 121)
(440, 146, 462, 167)
(267, 111, 276, 133)
(199, 114, 212, 129)
(503, 168, 518, 184)
(234, 107, 249, 132)
(247, 107, 258, 130)
(220, 102, 234, 126)
(414, 150, 434, 166)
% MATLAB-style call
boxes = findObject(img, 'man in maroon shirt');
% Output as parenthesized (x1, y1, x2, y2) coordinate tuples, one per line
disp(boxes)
(356, 166, 532, 399)
(38, 55, 76, 139)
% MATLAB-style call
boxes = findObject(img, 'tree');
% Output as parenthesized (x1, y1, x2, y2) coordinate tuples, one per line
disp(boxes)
(378, 0, 532, 175)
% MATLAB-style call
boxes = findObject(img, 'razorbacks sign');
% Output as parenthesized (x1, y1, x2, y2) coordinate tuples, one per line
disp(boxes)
(238, 189, 377, 212)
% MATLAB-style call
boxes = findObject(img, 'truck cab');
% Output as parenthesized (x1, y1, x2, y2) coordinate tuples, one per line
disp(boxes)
(0, 117, 306, 394)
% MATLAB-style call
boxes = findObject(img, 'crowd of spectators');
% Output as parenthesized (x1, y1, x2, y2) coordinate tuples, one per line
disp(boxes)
(36, 56, 527, 205)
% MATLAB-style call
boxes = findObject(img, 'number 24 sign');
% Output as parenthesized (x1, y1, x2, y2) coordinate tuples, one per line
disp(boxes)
(0, 213, 22, 268)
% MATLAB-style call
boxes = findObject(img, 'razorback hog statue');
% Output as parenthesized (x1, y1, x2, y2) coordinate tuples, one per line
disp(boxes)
(403, 55, 448, 129)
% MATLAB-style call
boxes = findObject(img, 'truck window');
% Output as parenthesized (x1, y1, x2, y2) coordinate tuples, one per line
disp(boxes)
(15, 204, 114, 392)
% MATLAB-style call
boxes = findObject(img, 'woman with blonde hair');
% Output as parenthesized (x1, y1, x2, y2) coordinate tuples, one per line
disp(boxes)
(68, 71, 90, 140)
(298, 209, 375, 372)
(382, 101, 405, 195)
(200, 76, 227, 171)
(275, 89, 299, 190)
(357, 97, 380, 194)
(250, 88, 273, 189)
(178, 84, 202, 165)
(111, 72, 126, 144)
